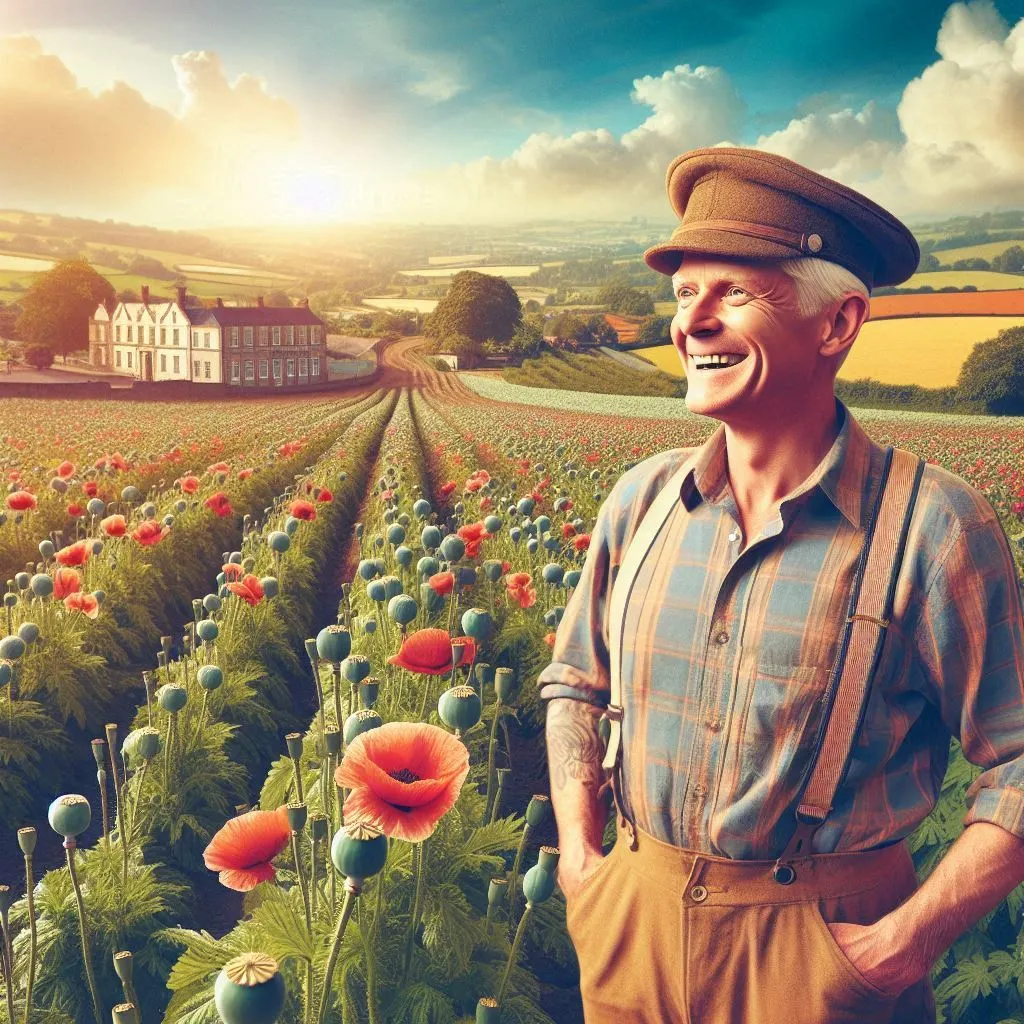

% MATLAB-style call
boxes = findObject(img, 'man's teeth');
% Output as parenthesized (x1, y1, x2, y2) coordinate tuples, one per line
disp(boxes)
(692, 353, 746, 368)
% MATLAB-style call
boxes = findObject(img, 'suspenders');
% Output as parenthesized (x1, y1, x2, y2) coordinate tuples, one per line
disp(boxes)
(599, 444, 926, 878)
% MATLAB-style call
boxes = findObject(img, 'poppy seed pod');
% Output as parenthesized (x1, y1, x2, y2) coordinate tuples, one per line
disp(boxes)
(91, 738, 106, 769)
(544, 606, 565, 628)
(381, 575, 403, 600)
(440, 535, 465, 562)
(483, 515, 503, 534)
(357, 558, 379, 581)
(0, 634, 26, 660)
(525, 794, 551, 829)
(0, 661, 10, 687)
(541, 563, 564, 586)
(438, 685, 482, 733)
(509, 527, 522, 545)
(538, 845, 561, 873)
(310, 813, 329, 842)
(564, 569, 582, 589)
(366, 579, 386, 603)
(477, 997, 500, 1023)
(38, 539, 55, 559)
(197, 664, 223, 691)
(267, 531, 291, 553)
(362, 617, 377, 634)
(482, 560, 504, 583)
(284, 516, 300, 536)
(494, 667, 516, 701)
(388, 593, 418, 626)
(421, 525, 442, 551)
(261, 577, 279, 599)
(0, 885, 12, 915)
(420, 582, 445, 615)
(111, 1003, 137, 1024)
(413, 498, 431, 519)
(285, 733, 304, 760)
(113, 950, 134, 985)
(18, 621, 39, 644)
(417, 556, 440, 579)
(360, 677, 380, 707)
(460, 607, 493, 642)
(18, 825, 36, 855)
(196, 619, 219, 643)
(517, 497, 535, 516)
(157, 683, 188, 713)
(214, 952, 286, 1024)
(487, 876, 509, 906)
(203, 593, 222, 613)
(341, 656, 371, 685)
(86, 498, 105, 516)
(48, 793, 92, 838)
(15, 572, 29, 590)
(526, 538, 539, 555)
(324, 729, 342, 755)
(522, 863, 556, 904)
(457, 566, 477, 587)
(316, 625, 351, 665)
(29, 573, 53, 599)
(344, 708, 383, 745)
(286, 802, 308, 832)
(395, 545, 414, 567)
(386, 523, 406, 546)
(121, 486, 140, 503)
(535, 515, 551, 534)
(330, 821, 388, 884)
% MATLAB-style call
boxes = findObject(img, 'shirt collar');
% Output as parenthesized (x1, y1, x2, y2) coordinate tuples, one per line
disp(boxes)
(678, 396, 874, 530)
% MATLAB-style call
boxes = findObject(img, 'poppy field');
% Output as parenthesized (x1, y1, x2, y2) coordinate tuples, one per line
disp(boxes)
(1, 379, 1024, 1024)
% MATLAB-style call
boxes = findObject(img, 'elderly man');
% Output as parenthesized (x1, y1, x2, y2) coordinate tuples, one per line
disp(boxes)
(538, 147, 1024, 1024)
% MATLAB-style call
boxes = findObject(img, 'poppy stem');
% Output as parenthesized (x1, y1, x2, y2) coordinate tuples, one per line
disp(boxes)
(97, 766, 110, 853)
(401, 838, 429, 985)
(316, 886, 358, 1024)
(332, 666, 342, 731)
(65, 840, 104, 1024)
(497, 903, 533, 1005)
(0, 912, 14, 1024)
(483, 699, 503, 821)
(22, 844, 36, 1024)
(106, 723, 129, 886)
(507, 825, 531, 921)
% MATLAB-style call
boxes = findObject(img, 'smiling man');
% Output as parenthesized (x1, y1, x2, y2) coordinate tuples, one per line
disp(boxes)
(538, 147, 1024, 1023)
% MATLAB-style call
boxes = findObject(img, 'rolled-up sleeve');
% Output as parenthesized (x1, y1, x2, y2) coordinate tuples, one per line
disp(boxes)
(914, 512, 1024, 839)
(537, 488, 618, 708)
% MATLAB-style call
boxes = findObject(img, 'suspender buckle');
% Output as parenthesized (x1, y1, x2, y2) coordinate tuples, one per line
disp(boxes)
(773, 811, 825, 884)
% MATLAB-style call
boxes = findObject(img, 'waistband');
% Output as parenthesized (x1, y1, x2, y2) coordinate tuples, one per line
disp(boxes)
(609, 816, 915, 905)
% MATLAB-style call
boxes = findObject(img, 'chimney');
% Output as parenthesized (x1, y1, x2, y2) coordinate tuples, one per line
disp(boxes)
(299, 297, 309, 309)
(216, 297, 224, 308)
(141, 285, 150, 305)
(175, 285, 186, 307)
(256, 295, 264, 308)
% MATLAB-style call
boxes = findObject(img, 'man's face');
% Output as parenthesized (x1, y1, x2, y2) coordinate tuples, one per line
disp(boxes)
(669, 256, 828, 426)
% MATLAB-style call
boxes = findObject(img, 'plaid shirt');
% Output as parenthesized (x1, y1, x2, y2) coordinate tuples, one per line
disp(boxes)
(538, 397, 1024, 858)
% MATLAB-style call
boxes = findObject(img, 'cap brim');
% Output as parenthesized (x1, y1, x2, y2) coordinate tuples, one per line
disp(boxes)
(643, 229, 800, 277)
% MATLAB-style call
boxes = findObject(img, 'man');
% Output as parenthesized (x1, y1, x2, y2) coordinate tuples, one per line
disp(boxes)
(538, 146, 1024, 1024)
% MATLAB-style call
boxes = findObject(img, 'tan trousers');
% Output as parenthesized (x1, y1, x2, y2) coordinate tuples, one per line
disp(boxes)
(564, 818, 937, 1024)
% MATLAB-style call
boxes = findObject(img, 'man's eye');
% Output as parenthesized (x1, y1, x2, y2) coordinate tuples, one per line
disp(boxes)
(675, 289, 694, 300)
(727, 287, 748, 297)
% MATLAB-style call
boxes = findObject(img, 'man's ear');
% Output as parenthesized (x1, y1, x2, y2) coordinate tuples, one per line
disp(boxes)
(821, 292, 869, 358)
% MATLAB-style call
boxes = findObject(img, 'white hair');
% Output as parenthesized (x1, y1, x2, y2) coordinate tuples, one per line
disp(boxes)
(777, 257, 870, 318)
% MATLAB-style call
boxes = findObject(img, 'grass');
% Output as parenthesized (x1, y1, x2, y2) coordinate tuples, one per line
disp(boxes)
(503, 347, 681, 396)
(933, 238, 1024, 264)
(906, 270, 1024, 289)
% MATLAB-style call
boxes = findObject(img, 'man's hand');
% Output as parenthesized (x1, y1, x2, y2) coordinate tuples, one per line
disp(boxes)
(827, 918, 929, 997)
(557, 846, 609, 903)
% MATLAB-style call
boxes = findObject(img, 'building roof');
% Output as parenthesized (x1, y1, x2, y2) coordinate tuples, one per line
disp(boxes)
(202, 306, 324, 328)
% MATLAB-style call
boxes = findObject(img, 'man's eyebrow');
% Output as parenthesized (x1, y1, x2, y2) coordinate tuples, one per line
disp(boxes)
(671, 273, 765, 291)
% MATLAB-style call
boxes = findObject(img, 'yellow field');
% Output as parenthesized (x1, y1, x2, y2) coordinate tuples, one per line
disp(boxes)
(633, 316, 1024, 388)
(906, 270, 1024, 289)
(934, 239, 1024, 264)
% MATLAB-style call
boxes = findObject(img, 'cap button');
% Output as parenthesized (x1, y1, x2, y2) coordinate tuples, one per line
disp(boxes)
(805, 233, 823, 253)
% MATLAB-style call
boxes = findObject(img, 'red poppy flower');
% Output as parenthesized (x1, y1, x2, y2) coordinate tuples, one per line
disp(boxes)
(465, 478, 483, 492)
(203, 806, 291, 891)
(573, 534, 591, 552)
(178, 475, 200, 494)
(543, 631, 556, 647)
(205, 492, 233, 518)
(6, 490, 37, 512)
(316, 488, 333, 502)
(222, 562, 245, 580)
(55, 541, 90, 567)
(473, 469, 491, 484)
(388, 628, 475, 675)
(335, 722, 470, 842)
(207, 461, 230, 475)
(64, 592, 99, 619)
(439, 481, 457, 498)
(227, 574, 264, 606)
(56, 460, 75, 478)
(505, 572, 533, 591)
(66, 503, 84, 518)
(457, 521, 491, 559)
(562, 523, 577, 539)
(53, 567, 82, 599)
(132, 520, 170, 546)
(7, 471, 20, 483)
(237, 468, 254, 480)
(428, 571, 455, 597)
(289, 499, 316, 521)
(83, 481, 98, 498)
(100, 514, 127, 537)
(501, 561, 511, 573)
(479, 496, 493, 510)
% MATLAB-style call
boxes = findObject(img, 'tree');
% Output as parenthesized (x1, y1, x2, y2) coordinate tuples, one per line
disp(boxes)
(596, 278, 655, 316)
(442, 332, 484, 369)
(992, 246, 1024, 275)
(957, 326, 1024, 415)
(635, 314, 673, 346)
(507, 316, 545, 363)
(265, 289, 293, 307)
(16, 260, 115, 364)
(24, 345, 55, 370)
(425, 270, 522, 345)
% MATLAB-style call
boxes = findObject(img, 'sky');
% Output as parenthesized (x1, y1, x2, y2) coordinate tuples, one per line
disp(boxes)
(1, 0, 1023, 229)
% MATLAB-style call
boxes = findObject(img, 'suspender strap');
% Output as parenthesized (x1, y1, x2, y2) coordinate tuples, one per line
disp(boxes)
(774, 446, 925, 880)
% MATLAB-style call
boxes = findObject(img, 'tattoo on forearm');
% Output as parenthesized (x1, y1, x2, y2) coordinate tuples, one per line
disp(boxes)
(546, 699, 604, 790)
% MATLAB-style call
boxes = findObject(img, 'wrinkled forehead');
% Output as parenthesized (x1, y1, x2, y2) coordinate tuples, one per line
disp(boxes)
(670, 256, 788, 289)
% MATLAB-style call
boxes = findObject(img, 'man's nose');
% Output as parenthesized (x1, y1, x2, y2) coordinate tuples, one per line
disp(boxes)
(672, 297, 721, 343)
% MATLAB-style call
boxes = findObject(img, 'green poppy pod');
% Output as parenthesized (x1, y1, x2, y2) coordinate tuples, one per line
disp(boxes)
(113, 950, 134, 985)
(506, 504, 518, 517)
(526, 538, 539, 555)
(162, 514, 175, 528)
(121, 486, 140, 503)
(90, 539, 104, 555)
(362, 617, 377, 634)
(175, 499, 187, 513)
(203, 593, 222, 613)
(564, 569, 582, 589)
(377, 575, 399, 600)
(542, 563, 564, 586)
(517, 497, 535, 516)
(522, 863, 556, 904)
(17, 621, 39, 644)
(86, 498, 105, 516)
(316, 625, 351, 665)
(476, 998, 500, 1023)
(487, 877, 509, 907)
(509, 526, 522, 545)
(544, 606, 564, 628)
(157, 683, 188, 713)
(483, 514, 503, 534)
(538, 845, 561, 872)
(520, 518, 535, 535)
(526, 794, 551, 828)
(241, 556, 255, 572)
(344, 708, 383, 745)
(413, 498, 431, 519)
(360, 678, 380, 707)
(2, 593, 14, 609)
(535, 515, 551, 534)
(357, 558, 379, 581)
(17, 826, 36, 855)
(366, 579, 386, 603)
(141, 502, 156, 519)
(495, 667, 516, 701)
(339, 472, 348, 483)
(196, 619, 219, 643)
(284, 516, 300, 536)
(438, 684, 482, 732)
(0, 660, 13, 686)
(310, 813, 329, 842)
(267, 531, 291, 553)
(216, 572, 226, 587)
(554, 496, 570, 512)
(93, 589, 106, 605)
(388, 593, 418, 626)
(48, 793, 92, 838)
(417, 555, 440, 579)
(341, 655, 371, 685)
(395, 545, 413, 567)
(439, 535, 465, 563)
(331, 821, 388, 882)
(261, 577, 279, 599)
(421, 525, 442, 551)
(286, 802, 307, 832)
(386, 523, 406, 545)
(29, 573, 53, 598)
(383, 508, 396, 524)
(457, 566, 477, 587)
(543, 535, 561, 552)
(38, 539, 55, 559)
(324, 729, 342, 755)
(461, 607, 493, 642)
(398, 512, 411, 527)
(373, 534, 385, 549)
(15, 572, 29, 589)
(197, 665, 223, 691)
(482, 559, 504, 583)
(0, 635, 26, 660)
(420, 582, 444, 615)
(214, 952, 286, 1024)
(90, 738, 106, 769)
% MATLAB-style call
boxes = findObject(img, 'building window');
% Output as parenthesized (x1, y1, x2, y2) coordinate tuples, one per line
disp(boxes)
(173, 355, 180, 373)
(116, 350, 122, 367)
(230, 360, 240, 382)
(299, 325, 308, 344)
(160, 328, 166, 345)
(127, 325, 133, 343)
(243, 327, 254, 348)
(287, 325, 295, 346)
(272, 358, 282, 380)
(312, 326, 321, 344)
(116, 325, 122, 343)
(286, 358, 295, 379)
(299, 357, 308, 377)
(193, 331, 200, 346)
(193, 359, 200, 378)
(149, 326, 156, 344)
(230, 327, 239, 348)
(244, 359, 255, 382)
(161, 354, 167, 372)
(204, 361, 211, 379)
(173, 328, 180, 346)
(272, 326, 281, 346)
(259, 359, 269, 380)
(258, 326, 269, 347)
(127, 351, 133, 368)
(311, 356, 320, 378)
(204, 331, 211, 348)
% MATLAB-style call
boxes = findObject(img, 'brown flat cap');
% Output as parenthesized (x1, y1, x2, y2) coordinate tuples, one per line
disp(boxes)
(643, 147, 920, 290)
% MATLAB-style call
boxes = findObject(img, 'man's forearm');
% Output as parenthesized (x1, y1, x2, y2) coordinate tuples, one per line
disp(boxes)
(545, 697, 608, 860)
(886, 821, 1024, 972)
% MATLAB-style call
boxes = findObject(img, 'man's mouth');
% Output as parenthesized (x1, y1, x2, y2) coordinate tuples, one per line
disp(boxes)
(689, 353, 748, 372)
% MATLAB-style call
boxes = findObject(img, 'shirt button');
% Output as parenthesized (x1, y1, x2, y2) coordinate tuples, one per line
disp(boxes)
(690, 884, 709, 903)
(706, 718, 722, 732)
(692, 782, 707, 798)
(728, 531, 739, 542)
(715, 631, 729, 645)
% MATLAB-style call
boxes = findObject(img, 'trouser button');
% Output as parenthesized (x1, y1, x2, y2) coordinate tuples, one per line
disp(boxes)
(689, 884, 708, 903)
